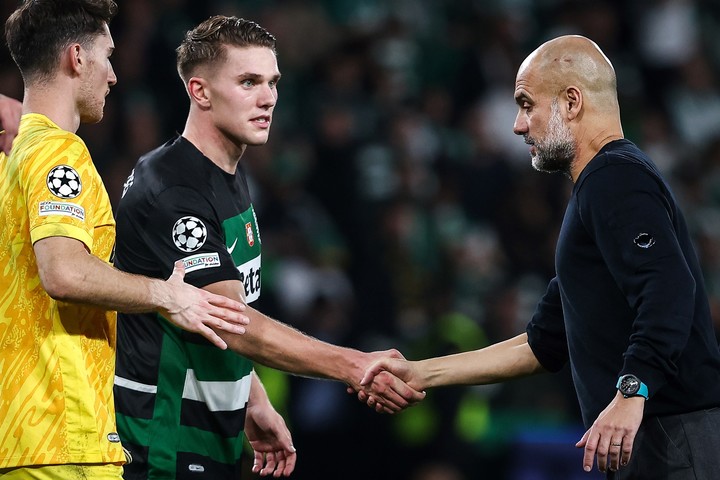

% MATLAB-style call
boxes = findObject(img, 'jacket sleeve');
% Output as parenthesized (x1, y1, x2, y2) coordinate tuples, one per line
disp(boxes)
(577, 163, 695, 397)
(526, 276, 569, 372)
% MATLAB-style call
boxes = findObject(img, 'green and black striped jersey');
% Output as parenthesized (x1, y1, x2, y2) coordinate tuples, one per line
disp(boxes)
(114, 136, 261, 479)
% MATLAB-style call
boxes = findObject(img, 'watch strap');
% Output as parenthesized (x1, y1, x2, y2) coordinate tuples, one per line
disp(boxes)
(616, 375, 649, 400)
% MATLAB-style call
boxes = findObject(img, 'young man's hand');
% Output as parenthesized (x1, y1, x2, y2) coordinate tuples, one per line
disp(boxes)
(158, 261, 249, 349)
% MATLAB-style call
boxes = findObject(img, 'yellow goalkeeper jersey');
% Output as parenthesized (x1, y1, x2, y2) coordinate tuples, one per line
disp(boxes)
(0, 114, 124, 467)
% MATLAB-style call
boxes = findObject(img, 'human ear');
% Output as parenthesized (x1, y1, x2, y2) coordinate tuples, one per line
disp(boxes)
(565, 86, 582, 120)
(187, 77, 211, 108)
(66, 44, 84, 75)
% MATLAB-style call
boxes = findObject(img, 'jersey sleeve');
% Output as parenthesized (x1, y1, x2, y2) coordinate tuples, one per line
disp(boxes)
(22, 134, 104, 250)
(577, 162, 695, 394)
(143, 186, 241, 289)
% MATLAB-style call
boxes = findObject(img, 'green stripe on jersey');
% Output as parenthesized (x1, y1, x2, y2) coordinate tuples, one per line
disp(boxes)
(146, 326, 188, 478)
(184, 341, 253, 382)
(117, 415, 244, 466)
(115, 413, 150, 447)
(222, 205, 261, 265)
(223, 205, 262, 303)
(146, 316, 253, 474)
(178, 425, 246, 464)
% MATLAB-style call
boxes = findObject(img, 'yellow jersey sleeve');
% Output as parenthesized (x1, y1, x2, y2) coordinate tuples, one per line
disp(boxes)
(22, 133, 104, 250)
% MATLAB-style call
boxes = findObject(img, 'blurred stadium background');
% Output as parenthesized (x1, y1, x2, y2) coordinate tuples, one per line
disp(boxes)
(2, 0, 719, 478)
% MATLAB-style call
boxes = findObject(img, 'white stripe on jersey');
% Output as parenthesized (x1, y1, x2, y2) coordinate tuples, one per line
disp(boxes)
(115, 375, 158, 394)
(182, 369, 252, 412)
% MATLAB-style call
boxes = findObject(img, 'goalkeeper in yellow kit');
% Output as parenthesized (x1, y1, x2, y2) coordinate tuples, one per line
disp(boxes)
(0, 2, 248, 479)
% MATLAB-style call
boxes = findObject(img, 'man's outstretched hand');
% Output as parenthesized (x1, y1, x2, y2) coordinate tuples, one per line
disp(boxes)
(347, 352, 425, 413)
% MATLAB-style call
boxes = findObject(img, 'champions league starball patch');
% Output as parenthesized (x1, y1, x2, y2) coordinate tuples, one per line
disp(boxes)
(46, 165, 82, 199)
(172, 216, 208, 252)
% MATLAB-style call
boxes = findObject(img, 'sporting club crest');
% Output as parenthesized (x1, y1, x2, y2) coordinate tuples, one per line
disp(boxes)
(245, 222, 254, 247)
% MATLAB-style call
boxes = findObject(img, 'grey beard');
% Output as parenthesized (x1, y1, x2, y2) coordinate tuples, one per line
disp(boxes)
(531, 140, 575, 175)
(530, 100, 576, 176)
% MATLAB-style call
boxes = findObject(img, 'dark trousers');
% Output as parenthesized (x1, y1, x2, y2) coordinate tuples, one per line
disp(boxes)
(607, 407, 720, 479)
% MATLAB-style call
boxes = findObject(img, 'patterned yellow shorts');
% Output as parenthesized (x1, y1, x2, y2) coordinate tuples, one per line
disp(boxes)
(0, 463, 123, 479)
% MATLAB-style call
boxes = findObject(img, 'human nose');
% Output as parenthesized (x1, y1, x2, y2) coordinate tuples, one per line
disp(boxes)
(108, 62, 117, 87)
(513, 110, 527, 136)
(258, 83, 276, 109)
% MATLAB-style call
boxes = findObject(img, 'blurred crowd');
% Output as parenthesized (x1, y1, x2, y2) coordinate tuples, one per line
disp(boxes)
(2, 0, 720, 479)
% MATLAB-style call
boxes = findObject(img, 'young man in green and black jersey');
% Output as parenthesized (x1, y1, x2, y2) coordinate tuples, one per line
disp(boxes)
(113, 15, 425, 480)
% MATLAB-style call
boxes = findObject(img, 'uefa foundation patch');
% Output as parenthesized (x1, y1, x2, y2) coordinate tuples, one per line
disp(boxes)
(38, 201, 85, 221)
(180, 252, 221, 273)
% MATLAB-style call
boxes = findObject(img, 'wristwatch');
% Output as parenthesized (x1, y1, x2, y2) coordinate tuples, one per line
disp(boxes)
(616, 374, 649, 400)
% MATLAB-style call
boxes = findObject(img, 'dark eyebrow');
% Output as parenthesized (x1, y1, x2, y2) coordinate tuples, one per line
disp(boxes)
(238, 73, 282, 82)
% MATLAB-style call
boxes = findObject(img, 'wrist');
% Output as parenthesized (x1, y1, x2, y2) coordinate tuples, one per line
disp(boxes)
(416, 359, 439, 390)
(338, 348, 365, 387)
(352, 350, 368, 385)
(149, 278, 173, 313)
(615, 391, 646, 403)
(248, 375, 272, 409)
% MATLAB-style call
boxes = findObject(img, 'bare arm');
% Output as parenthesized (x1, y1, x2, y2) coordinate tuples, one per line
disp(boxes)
(361, 333, 546, 392)
(418, 332, 545, 388)
(33, 236, 247, 349)
(205, 280, 425, 411)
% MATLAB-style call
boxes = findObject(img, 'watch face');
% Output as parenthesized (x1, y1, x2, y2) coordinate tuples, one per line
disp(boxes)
(620, 375, 640, 395)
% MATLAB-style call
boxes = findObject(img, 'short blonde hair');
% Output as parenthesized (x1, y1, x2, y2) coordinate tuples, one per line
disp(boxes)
(176, 15, 277, 82)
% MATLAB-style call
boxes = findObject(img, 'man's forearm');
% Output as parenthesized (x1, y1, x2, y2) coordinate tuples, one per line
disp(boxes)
(34, 236, 171, 313)
(204, 279, 366, 384)
(221, 307, 364, 385)
(419, 333, 545, 389)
